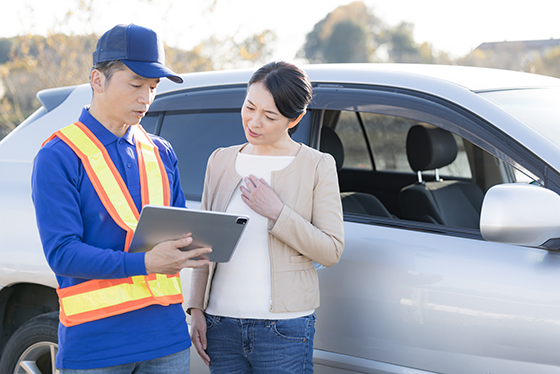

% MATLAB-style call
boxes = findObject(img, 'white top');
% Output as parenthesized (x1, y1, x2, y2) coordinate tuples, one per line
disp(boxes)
(205, 152, 315, 319)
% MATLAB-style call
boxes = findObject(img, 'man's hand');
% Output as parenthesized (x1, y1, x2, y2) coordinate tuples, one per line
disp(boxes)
(190, 308, 211, 365)
(144, 234, 212, 274)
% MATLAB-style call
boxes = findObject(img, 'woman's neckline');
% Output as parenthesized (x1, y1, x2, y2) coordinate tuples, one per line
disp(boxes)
(238, 153, 295, 158)
(238, 142, 302, 157)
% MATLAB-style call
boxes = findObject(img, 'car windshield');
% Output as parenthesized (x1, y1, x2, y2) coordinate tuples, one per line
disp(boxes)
(479, 88, 560, 148)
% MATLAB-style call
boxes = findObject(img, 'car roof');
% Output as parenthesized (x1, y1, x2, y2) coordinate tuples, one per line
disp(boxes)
(307, 63, 560, 91)
(38, 63, 560, 113)
(157, 63, 560, 95)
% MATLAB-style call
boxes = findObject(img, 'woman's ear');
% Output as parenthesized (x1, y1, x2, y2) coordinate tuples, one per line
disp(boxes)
(90, 69, 105, 94)
(288, 111, 306, 129)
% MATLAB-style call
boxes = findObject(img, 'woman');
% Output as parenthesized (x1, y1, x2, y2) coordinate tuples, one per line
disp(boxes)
(188, 61, 344, 373)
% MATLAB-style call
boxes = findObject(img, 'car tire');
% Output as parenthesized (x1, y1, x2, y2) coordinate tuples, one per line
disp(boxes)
(0, 311, 59, 374)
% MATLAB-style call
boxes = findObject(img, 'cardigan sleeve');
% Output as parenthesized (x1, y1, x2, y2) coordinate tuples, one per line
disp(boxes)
(187, 149, 218, 313)
(269, 153, 344, 267)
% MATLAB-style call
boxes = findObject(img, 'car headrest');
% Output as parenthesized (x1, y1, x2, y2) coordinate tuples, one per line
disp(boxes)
(320, 126, 344, 171)
(406, 124, 457, 172)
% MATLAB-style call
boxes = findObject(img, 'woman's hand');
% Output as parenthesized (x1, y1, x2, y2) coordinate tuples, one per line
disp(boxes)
(190, 308, 211, 366)
(240, 174, 283, 222)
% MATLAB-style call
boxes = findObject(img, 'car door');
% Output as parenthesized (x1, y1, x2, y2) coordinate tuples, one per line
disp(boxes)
(309, 85, 560, 374)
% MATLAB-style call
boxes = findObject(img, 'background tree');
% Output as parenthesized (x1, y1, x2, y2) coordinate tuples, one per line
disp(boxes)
(0, 38, 15, 64)
(0, 32, 98, 137)
(163, 29, 275, 75)
(535, 46, 560, 77)
(188, 30, 276, 71)
(299, 1, 379, 63)
(385, 22, 423, 63)
(322, 20, 369, 63)
(298, 1, 448, 64)
(0, 0, 275, 139)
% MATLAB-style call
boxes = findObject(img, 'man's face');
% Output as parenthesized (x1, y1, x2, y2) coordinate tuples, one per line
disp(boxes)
(97, 66, 160, 128)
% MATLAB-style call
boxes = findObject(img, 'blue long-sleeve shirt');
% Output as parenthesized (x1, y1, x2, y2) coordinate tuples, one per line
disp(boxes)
(31, 107, 190, 369)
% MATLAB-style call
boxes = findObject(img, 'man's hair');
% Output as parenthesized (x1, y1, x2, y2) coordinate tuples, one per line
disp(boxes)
(92, 60, 127, 83)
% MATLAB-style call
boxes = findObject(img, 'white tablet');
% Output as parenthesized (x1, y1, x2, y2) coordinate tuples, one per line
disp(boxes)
(128, 205, 249, 263)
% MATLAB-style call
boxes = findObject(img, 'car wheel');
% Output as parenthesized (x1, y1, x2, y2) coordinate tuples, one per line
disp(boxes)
(0, 312, 59, 374)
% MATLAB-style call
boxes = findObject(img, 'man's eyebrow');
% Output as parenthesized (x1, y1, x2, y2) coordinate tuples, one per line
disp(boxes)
(247, 99, 278, 116)
(132, 74, 160, 84)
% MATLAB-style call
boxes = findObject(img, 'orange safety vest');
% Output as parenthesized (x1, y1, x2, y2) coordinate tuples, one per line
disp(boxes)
(43, 122, 183, 327)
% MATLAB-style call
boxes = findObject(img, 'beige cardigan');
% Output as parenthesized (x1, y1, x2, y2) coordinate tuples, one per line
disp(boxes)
(187, 143, 344, 314)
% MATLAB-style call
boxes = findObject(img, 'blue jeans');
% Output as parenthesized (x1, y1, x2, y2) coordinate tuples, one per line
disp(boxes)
(59, 348, 190, 373)
(205, 313, 316, 374)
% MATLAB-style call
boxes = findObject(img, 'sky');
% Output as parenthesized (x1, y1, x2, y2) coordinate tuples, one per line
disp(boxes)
(1, 0, 560, 62)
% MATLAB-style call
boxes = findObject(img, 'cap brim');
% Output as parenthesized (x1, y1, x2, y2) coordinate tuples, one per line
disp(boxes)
(122, 60, 183, 84)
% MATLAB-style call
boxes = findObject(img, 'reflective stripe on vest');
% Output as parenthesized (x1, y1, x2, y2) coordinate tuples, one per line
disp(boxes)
(45, 122, 182, 327)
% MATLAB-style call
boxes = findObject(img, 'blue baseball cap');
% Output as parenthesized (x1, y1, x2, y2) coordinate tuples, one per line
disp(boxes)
(93, 24, 183, 84)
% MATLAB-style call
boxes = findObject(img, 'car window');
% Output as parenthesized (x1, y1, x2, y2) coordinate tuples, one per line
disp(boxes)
(363, 112, 472, 178)
(311, 85, 551, 237)
(140, 113, 159, 134)
(335, 111, 373, 170)
(326, 109, 542, 234)
(362, 112, 412, 172)
(335, 111, 472, 179)
(158, 111, 246, 200)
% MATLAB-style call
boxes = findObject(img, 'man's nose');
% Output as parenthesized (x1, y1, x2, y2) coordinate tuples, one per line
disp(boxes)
(138, 87, 153, 105)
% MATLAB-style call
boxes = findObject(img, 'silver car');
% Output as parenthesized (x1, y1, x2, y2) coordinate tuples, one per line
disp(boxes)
(1, 63, 560, 373)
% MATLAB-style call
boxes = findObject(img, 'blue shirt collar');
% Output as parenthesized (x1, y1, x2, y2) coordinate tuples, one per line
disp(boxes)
(78, 106, 135, 146)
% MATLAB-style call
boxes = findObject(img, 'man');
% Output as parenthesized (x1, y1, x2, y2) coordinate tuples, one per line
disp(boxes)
(31, 24, 211, 372)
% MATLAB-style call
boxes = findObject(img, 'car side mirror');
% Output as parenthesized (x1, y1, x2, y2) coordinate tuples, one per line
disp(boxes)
(480, 183, 560, 249)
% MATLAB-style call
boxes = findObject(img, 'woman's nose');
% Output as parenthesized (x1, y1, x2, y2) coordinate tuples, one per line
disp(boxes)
(250, 113, 264, 127)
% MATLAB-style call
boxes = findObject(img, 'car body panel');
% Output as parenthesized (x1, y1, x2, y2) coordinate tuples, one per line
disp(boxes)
(315, 221, 560, 374)
(0, 85, 91, 288)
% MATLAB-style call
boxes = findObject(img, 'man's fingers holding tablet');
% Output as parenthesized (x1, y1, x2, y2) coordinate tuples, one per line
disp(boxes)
(145, 235, 211, 273)
(181, 246, 212, 268)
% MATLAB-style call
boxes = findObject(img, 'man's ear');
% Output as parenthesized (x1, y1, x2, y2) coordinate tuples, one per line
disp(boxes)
(90, 70, 105, 94)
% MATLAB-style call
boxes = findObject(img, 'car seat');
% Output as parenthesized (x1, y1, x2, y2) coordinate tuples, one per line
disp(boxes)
(399, 124, 483, 229)
(319, 126, 392, 218)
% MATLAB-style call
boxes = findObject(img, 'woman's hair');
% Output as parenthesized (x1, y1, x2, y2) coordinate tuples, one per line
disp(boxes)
(248, 61, 312, 136)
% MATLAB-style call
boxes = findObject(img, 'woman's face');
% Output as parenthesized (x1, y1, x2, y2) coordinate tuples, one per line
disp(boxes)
(241, 81, 297, 148)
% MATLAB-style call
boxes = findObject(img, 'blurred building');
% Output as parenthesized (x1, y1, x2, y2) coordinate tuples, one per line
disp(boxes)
(467, 38, 560, 73)
(476, 38, 560, 58)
